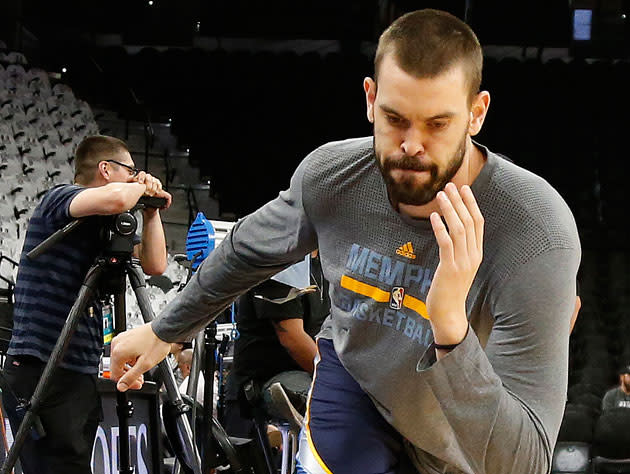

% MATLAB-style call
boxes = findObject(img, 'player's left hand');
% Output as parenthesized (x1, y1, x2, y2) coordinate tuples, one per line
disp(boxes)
(426, 182, 484, 346)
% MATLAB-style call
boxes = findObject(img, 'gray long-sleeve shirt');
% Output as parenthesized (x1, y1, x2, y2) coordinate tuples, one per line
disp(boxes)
(153, 138, 581, 474)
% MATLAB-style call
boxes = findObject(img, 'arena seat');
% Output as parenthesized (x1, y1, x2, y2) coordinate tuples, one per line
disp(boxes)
(5, 63, 26, 78)
(557, 403, 598, 443)
(593, 408, 630, 460)
(592, 457, 630, 474)
(571, 392, 604, 414)
(5, 52, 27, 65)
(0, 54, 99, 270)
(552, 441, 591, 474)
(568, 383, 608, 403)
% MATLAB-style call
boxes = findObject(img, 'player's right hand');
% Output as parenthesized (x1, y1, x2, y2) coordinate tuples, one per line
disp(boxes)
(110, 322, 172, 392)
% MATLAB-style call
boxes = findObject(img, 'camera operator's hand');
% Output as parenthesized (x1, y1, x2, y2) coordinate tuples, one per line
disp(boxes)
(132, 171, 172, 212)
(150, 189, 172, 211)
(133, 171, 162, 196)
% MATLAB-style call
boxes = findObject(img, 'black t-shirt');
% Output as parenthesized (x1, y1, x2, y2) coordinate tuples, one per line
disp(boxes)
(602, 387, 630, 411)
(232, 279, 303, 383)
(226, 256, 330, 400)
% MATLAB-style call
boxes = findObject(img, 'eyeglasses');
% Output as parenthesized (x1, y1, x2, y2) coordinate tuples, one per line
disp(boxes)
(106, 159, 140, 177)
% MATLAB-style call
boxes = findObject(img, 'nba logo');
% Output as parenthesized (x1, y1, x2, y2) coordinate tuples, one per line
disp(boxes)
(390, 287, 405, 310)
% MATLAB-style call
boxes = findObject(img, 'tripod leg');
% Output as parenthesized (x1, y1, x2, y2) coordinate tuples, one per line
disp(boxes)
(113, 290, 134, 474)
(188, 333, 205, 462)
(202, 327, 218, 472)
(0, 264, 104, 474)
(188, 332, 204, 401)
(127, 264, 203, 474)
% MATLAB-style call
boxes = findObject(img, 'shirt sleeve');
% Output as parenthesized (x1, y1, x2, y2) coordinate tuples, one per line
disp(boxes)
(152, 156, 318, 342)
(40, 185, 85, 228)
(407, 247, 580, 474)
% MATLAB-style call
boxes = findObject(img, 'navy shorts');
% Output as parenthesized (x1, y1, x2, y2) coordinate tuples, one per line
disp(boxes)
(297, 338, 415, 474)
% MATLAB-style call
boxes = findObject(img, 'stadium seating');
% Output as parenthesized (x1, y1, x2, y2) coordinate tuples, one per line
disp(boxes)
(0, 43, 186, 309)
(552, 441, 591, 474)
(0, 49, 93, 279)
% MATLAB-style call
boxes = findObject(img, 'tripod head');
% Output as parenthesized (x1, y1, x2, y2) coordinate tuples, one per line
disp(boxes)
(99, 196, 167, 258)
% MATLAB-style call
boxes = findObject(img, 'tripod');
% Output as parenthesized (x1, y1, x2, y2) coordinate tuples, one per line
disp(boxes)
(0, 197, 202, 474)
(187, 321, 231, 473)
(168, 254, 242, 474)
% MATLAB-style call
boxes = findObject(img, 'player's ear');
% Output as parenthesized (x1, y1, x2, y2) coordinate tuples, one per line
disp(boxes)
(364, 77, 377, 124)
(468, 91, 490, 137)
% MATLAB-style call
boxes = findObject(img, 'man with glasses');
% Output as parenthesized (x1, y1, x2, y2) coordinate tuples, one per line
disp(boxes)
(1, 135, 171, 474)
(105, 158, 140, 177)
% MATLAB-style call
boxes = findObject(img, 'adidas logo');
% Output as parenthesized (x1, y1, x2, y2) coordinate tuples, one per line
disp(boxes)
(396, 242, 416, 259)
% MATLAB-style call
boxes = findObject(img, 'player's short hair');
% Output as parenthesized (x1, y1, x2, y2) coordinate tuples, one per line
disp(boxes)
(375, 9, 483, 104)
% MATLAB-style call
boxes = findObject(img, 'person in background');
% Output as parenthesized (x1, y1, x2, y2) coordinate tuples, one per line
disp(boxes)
(223, 250, 329, 438)
(2, 135, 171, 474)
(602, 364, 630, 411)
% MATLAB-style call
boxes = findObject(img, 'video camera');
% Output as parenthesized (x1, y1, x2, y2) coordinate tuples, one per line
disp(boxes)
(99, 196, 168, 255)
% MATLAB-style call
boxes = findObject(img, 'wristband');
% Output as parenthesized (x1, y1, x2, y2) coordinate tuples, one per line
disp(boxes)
(433, 324, 469, 351)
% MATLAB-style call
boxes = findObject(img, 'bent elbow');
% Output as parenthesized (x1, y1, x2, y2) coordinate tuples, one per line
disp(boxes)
(141, 254, 167, 275)
(141, 261, 167, 276)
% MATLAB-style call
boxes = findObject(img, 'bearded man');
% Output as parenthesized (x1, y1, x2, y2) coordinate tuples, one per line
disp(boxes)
(109, 10, 580, 474)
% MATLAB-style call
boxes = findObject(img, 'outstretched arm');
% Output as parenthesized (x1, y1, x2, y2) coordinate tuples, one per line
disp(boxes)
(111, 158, 318, 391)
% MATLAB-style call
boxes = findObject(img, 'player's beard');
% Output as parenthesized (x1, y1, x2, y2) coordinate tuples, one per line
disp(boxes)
(375, 130, 468, 207)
